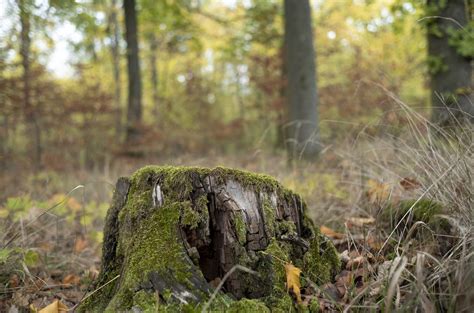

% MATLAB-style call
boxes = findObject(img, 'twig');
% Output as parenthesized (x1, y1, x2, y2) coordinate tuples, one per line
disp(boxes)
(69, 274, 120, 312)
(201, 265, 258, 313)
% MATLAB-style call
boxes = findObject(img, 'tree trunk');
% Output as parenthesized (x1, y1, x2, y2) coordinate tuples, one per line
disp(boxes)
(284, 0, 321, 161)
(427, 0, 473, 125)
(19, 0, 42, 170)
(109, 0, 122, 141)
(78, 166, 340, 312)
(123, 0, 142, 144)
(149, 33, 159, 118)
(276, 43, 287, 150)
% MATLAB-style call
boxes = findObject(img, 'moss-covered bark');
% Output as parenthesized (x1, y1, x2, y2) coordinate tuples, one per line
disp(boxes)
(78, 166, 340, 312)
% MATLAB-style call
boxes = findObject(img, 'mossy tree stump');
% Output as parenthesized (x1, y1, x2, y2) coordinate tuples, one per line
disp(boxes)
(78, 166, 340, 312)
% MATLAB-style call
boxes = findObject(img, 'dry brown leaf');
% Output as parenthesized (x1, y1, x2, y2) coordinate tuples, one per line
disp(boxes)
(67, 197, 82, 212)
(33, 299, 68, 313)
(366, 179, 390, 203)
(346, 216, 375, 228)
(9, 274, 19, 288)
(367, 236, 383, 250)
(346, 256, 366, 270)
(320, 225, 345, 239)
(74, 236, 88, 253)
(62, 274, 80, 285)
(285, 263, 302, 303)
(399, 177, 421, 191)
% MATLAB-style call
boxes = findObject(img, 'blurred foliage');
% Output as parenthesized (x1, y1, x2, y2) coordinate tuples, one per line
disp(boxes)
(0, 0, 471, 178)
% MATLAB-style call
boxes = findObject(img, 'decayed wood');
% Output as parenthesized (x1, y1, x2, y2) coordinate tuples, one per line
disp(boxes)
(80, 167, 328, 312)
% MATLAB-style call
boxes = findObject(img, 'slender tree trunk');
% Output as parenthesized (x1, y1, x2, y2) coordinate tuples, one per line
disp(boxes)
(19, 0, 42, 170)
(284, 0, 321, 161)
(275, 43, 287, 150)
(109, 0, 122, 140)
(0, 115, 8, 172)
(149, 33, 159, 118)
(123, 0, 142, 144)
(427, 0, 473, 125)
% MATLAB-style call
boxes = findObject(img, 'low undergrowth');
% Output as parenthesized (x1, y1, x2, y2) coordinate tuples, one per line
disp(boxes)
(0, 107, 472, 312)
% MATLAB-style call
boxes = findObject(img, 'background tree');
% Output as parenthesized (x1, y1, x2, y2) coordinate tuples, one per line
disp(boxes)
(284, 0, 320, 160)
(18, 0, 42, 170)
(426, 0, 473, 125)
(124, 0, 142, 144)
(108, 0, 123, 140)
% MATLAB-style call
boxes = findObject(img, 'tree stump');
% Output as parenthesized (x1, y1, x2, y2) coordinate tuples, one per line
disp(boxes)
(78, 166, 340, 312)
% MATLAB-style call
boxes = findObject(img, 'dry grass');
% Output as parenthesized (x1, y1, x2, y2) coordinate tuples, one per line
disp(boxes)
(0, 100, 472, 311)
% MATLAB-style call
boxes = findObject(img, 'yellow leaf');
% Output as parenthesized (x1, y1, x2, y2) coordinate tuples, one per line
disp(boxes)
(366, 179, 390, 203)
(285, 263, 302, 303)
(67, 197, 82, 212)
(346, 216, 375, 227)
(320, 225, 345, 239)
(74, 236, 88, 254)
(37, 300, 68, 313)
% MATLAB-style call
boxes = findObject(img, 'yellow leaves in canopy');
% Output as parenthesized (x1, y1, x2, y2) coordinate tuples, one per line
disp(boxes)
(285, 263, 302, 304)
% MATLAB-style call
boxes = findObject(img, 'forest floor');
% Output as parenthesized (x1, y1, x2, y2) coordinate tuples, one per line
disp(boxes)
(0, 118, 472, 312)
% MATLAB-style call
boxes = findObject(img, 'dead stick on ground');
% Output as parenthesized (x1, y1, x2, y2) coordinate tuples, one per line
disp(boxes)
(201, 265, 259, 313)
(70, 274, 120, 312)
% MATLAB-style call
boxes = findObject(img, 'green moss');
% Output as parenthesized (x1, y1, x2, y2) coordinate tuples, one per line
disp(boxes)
(267, 294, 294, 313)
(258, 240, 291, 297)
(133, 290, 157, 310)
(212, 166, 282, 192)
(399, 199, 443, 223)
(303, 234, 341, 285)
(384, 198, 444, 225)
(276, 220, 297, 237)
(181, 201, 201, 230)
(262, 199, 276, 237)
(227, 298, 270, 313)
(308, 298, 320, 312)
(234, 210, 248, 245)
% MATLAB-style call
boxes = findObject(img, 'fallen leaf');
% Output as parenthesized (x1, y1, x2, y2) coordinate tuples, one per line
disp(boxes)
(366, 179, 390, 203)
(335, 270, 353, 297)
(67, 197, 82, 212)
(36, 299, 68, 313)
(346, 256, 366, 270)
(74, 236, 88, 254)
(63, 274, 80, 285)
(346, 216, 375, 227)
(285, 263, 302, 303)
(9, 274, 19, 288)
(399, 177, 421, 191)
(367, 236, 383, 250)
(320, 226, 345, 239)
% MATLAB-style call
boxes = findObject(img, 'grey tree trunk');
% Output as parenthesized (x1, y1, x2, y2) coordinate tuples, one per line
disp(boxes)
(284, 0, 321, 161)
(109, 0, 122, 140)
(124, 0, 142, 144)
(19, 0, 42, 170)
(427, 0, 473, 125)
(149, 34, 159, 118)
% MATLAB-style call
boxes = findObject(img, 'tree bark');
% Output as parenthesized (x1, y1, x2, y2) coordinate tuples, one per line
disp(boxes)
(284, 0, 321, 161)
(149, 33, 159, 118)
(427, 0, 473, 125)
(78, 166, 340, 312)
(123, 0, 142, 144)
(109, 0, 122, 141)
(19, 0, 42, 170)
